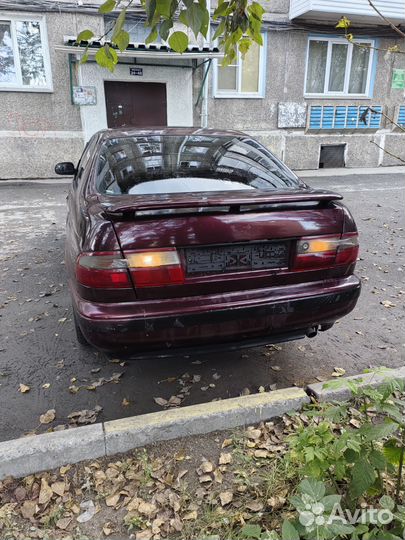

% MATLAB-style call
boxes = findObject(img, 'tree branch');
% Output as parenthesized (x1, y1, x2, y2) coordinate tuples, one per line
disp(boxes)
(370, 140, 405, 164)
(367, 0, 405, 39)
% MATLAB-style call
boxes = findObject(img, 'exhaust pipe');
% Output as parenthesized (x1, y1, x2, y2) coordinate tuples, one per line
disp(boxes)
(306, 326, 318, 338)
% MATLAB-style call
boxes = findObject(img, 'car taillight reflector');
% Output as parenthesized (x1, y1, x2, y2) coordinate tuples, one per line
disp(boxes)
(335, 233, 359, 265)
(76, 252, 131, 288)
(125, 249, 184, 288)
(294, 233, 359, 270)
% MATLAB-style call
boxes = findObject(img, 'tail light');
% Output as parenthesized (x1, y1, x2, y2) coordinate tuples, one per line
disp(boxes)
(125, 248, 184, 288)
(294, 233, 359, 270)
(76, 252, 131, 288)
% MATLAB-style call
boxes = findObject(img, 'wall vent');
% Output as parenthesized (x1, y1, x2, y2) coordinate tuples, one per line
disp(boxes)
(309, 105, 382, 130)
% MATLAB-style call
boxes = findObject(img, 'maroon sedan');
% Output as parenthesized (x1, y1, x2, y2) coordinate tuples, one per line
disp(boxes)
(56, 128, 360, 357)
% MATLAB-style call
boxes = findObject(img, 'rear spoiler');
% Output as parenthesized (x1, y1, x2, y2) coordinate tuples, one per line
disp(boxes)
(99, 189, 343, 215)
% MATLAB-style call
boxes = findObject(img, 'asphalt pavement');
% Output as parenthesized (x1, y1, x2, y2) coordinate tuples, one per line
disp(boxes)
(0, 172, 404, 442)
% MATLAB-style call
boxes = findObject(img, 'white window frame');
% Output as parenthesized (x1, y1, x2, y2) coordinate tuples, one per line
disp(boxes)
(213, 33, 267, 99)
(304, 36, 375, 99)
(0, 13, 53, 92)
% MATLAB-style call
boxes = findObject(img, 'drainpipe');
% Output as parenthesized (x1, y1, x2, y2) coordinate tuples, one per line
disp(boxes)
(201, 0, 211, 128)
(201, 60, 210, 128)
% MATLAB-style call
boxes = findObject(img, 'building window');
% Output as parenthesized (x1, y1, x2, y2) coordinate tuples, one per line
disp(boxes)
(305, 37, 375, 97)
(0, 15, 52, 91)
(213, 36, 266, 98)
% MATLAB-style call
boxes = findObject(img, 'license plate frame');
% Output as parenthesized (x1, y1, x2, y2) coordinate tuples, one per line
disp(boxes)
(185, 241, 289, 275)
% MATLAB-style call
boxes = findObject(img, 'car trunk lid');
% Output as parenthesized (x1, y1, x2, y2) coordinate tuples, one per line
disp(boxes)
(97, 189, 345, 299)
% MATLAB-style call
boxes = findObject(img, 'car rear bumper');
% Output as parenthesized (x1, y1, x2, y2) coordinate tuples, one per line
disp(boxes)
(72, 275, 361, 357)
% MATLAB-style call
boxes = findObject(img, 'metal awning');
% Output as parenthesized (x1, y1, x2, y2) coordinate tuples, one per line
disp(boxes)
(56, 38, 224, 60)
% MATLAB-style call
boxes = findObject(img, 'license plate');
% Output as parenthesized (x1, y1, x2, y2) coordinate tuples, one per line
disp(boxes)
(185, 242, 289, 274)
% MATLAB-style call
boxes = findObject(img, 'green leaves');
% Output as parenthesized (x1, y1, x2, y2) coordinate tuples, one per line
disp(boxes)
(239, 524, 263, 539)
(350, 459, 376, 499)
(281, 520, 300, 540)
(383, 439, 404, 466)
(168, 31, 189, 52)
(179, 3, 208, 38)
(95, 44, 118, 72)
(359, 420, 397, 442)
(299, 478, 325, 501)
(113, 30, 130, 51)
(159, 19, 173, 40)
(76, 30, 94, 43)
(99, 0, 116, 14)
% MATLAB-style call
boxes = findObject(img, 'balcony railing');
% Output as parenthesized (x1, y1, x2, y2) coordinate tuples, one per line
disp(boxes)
(290, 0, 405, 23)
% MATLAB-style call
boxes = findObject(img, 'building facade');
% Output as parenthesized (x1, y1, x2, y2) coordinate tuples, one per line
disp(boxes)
(0, 0, 404, 178)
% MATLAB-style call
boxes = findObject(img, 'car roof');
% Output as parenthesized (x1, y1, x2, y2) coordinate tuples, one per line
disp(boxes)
(97, 127, 246, 142)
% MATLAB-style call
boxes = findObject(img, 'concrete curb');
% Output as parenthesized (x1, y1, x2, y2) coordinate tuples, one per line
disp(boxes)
(0, 387, 308, 480)
(104, 387, 309, 455)
(306, 367, 405, 402)
(0, 424, 106, 481)
(2, 367, 405, 480)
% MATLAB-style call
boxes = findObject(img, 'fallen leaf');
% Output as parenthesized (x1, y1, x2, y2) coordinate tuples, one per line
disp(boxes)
(222, 438, 232, 448)
(105, 493, 120, 507)
(267, 496, 286, 510)
(19, 383, 30, 393)
(213, 469, 223, 483)
(332, 367, 346, 378)
(42, 383, 50, 389)
(254, 449, 269, 458)
(135, 530, 153, 540)
(219, 491, 233, 506)
(21, 500, 37, 519)
(246, 500, 264, 512)
(219, 453, 232, 465)
(14, 486, 27, 502)
(199, 474, 212, 483)
(271, 365, 281, 372)
(51, 481, 65, 497)
(56, 517, 72, 530)
(154, 397, 168, 407)
(38, 478, 53, 505)
(138, 501, 157, 516)
(122, 398, 130, 407)
(381, 300, 396, 308)
(103, 523, 113, 536)
(68, 406, 102, 425)
(183, 510, 198, 520)
(200, 460, 214, 473)
(40, 409, 56, 424)
(246, 428, 261, 440)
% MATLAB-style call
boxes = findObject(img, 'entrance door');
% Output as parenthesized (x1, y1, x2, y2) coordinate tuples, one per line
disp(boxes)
(104, 81, 167, 128)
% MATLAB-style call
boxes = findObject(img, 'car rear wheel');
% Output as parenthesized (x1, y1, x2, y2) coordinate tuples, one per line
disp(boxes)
(73, 309, 89, 346)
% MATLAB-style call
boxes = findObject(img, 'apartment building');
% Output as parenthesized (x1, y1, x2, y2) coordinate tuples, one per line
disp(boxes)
(0, 0, 404, 177)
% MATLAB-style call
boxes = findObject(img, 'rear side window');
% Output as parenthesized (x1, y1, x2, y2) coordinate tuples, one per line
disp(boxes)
(96, 134, 301, 195)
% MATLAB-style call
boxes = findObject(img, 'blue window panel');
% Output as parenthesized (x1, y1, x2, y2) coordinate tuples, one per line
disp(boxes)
(322, 107, 335, 128)
(308, 105, 382, 130)
(398, 105, 405, 126)
(346, 106, 359, 129)
(309, 106, 322, 129)
(334, 106, 347, 129)
(369, 106, 382, 129)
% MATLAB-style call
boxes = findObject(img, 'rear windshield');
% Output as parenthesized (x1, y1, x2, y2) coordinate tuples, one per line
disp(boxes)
(96, 134, 301, 195)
